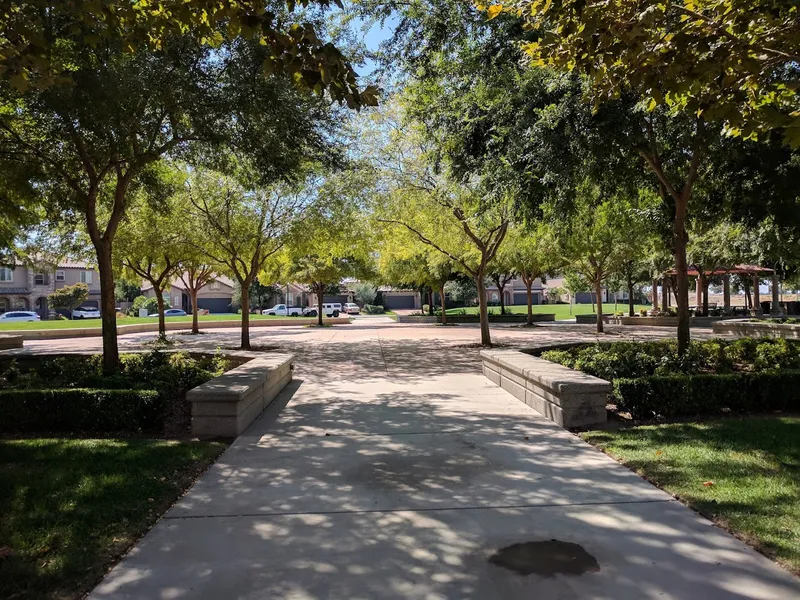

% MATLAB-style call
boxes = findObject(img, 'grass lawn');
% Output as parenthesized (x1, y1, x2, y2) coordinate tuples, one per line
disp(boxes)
(0, 313, 318, 331)
(0, 438, 226, 599)
(443, 303, 652, 320)
(582, 417, 800, 574)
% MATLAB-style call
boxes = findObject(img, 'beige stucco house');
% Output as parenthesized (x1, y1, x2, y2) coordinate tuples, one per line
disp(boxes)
(0, 260, 101, 318)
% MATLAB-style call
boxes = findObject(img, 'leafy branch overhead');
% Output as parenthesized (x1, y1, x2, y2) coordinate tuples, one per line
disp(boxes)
(0, 0, 378, 107)
(487, 0, 800, 145)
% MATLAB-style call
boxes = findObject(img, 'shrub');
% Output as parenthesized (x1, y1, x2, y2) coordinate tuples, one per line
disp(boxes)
(0, 388, 162, 433)
(614, 371, 800, 420)
(128, 295, 165, 316)
(362, 304, 385, 314)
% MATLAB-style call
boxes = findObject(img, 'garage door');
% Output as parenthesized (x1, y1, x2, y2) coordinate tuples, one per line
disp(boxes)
(196, 297, 233, 313)
(384, 294, 416, 309)
(323, 295, 348, 305)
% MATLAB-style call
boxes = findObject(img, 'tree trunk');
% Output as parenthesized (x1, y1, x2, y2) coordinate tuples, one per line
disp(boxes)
(428, 289, 434, 316)
(674, 197, 691, 355)
(744, 279, 752, 309)
(595, 278, 604, 333)
(525, 280, 533, 326)
(652, 278, 659, 311)
(498, 283, 506, 315)
(95, 239, 119, 372)
(662, 277, 669, 311)
(702, 275, 710, 316)
(591, 291, 595, 313)
(317, 283, 324, 326)
(190, 288, 200, 334)
(440, 284, 448, 325)
(240, 283, 251, 349)
(627, 276, 635, 317)
(154, 287, 166, 338)
(476, 273, 491, 346)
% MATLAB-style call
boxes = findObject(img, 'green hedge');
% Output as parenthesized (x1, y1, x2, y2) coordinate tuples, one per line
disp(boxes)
(614, 371, 800, 420)
(362, 304, 385, 314)
(0, 388, 162, 433)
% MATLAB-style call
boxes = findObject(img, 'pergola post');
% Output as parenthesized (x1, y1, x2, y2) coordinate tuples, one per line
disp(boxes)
(723, 275, 731, 312)
(662, 278, 669, 310)
(695, 275, 702, 312)
(753, 274, 762, 316)
(771, 272, 782, 316)
(652, 279, 659, 311)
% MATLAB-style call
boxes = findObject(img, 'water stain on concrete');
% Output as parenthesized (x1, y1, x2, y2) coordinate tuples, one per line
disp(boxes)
(489, 540, 600, 577)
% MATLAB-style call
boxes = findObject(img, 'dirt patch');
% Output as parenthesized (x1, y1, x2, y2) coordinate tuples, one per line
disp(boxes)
(488, 540, 600, 577)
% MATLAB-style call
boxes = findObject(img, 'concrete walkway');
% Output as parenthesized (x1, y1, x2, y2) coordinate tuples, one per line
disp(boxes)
(89, 323, 799, 599)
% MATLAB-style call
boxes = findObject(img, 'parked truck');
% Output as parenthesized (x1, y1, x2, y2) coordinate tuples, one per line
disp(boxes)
(261, 304, 303, 317)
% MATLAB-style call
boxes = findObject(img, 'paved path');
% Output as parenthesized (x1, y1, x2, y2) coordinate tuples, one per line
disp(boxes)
(82, 322, 799, 599)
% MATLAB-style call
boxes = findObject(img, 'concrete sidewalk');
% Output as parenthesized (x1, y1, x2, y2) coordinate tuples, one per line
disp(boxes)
(90, 325, 800, 599)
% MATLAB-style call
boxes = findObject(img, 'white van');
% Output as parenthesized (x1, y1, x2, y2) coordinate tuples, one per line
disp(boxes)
(302, 303, 342, 317)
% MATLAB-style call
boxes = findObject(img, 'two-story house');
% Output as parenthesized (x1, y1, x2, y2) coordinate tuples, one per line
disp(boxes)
(142, 273, 237, 313)
(0, 260, 101, 318)
(484, 276, 546, 306)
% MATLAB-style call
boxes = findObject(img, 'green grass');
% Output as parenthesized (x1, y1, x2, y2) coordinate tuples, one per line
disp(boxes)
(0, 438, 226, 599)
(0, 313, 318, 331)
(442, 303, 652, 320)
(582, 417, 800, 574)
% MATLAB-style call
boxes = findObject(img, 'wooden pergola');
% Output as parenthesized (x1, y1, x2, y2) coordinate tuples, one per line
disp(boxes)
(655, 264, 778, 316)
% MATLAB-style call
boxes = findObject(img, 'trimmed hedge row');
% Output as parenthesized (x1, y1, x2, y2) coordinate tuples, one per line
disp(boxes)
(0, 388, 162, 433)
(614, 371, 800, 420)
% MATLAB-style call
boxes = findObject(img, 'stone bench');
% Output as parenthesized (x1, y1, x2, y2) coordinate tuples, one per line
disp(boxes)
(188, 353, 293, 438)
(0, 334, 23, 350)
(481, 350, 610, 429)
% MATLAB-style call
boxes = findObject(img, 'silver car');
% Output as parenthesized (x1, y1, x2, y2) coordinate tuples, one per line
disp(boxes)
(0, 311, 41, 322)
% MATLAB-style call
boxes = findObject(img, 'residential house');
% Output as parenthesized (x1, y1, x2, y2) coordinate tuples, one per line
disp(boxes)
(544, 277, 637, 305)
(0, 260, 101, 318)
(142, 274, 236, 313)
(484, 276, 546, 306)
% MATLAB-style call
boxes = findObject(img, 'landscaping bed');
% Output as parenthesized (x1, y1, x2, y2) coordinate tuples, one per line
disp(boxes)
(540, 338, 800, 420)
(582, 417, 800, 575)
(0, 438, 226, 599)
(0, 350, 230, 437)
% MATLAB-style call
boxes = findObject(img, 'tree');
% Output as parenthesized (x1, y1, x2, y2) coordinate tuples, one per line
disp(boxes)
(554, 184, 627, 332)
(563, 271, 590, 315)
(493, 1, 800, 145)
(115, 192, 182, 339)
(687, 220, 746, 315)
(186, 170, 311, 349)
(353, 283, 378, 306)
(502, 224, 559, 326)
(368, 106, 510, 345)
(0, 9, 373, 372)
(49, 283, 89, 318)
(114, 279, 141, 303)
(282, 172, 375, 326)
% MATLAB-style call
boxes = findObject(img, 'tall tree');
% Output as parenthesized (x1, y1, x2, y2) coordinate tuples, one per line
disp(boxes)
(0, 7, 373, 371)
(186, 170, 313, 349)
(503, 224, 559, 326)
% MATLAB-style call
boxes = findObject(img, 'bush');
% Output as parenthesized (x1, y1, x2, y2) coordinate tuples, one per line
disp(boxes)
(0, 388, 162, 433)
(128, 295, 166, 316)
(614, 371, 800, 420)
(362, 304, 385, 314)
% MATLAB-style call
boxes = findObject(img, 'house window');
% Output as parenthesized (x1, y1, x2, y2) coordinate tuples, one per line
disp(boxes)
(174, 295, 181, 307)
(80, 271, 93, 284)
(34, 273, 49, 285)
(287, 292, 294, 306)
(491, 292, 499, 302)
(56, 270, 65, 282)
(210, 281, 220, 290)
(0, 268, 12, 282)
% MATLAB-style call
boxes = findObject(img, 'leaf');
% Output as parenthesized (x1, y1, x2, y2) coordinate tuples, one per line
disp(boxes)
(702, 481, 714, 487)
(485, 5, 504, 20)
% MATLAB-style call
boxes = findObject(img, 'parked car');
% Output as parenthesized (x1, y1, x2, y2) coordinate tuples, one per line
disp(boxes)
(72, 306, 101, 319)
(343, 302, 360, 314)
(0, 311, 40, 322)
(262, 304, 303, 317)
(164, 309, 187, 317)
(302, 303, 342, 318)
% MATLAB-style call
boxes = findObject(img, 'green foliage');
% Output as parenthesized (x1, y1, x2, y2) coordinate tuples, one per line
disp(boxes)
(0, 388, 161, 433)
(48, 283, 89, 312)
(542, 338, 800, 381)
(613, 372, 800, 420)
(114, 279, 141, 302)
(494, 1, 800, 145)
(129, 295, 167, 316)
(353, 282, 377, 306)
(362, 304, 385, 314)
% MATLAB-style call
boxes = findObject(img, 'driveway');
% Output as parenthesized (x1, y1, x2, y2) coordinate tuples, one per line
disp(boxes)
(76, 322, 800, 598)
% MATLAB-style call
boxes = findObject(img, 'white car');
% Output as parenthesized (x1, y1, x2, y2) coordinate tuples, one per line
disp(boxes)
(0, 311, 40, 322)
(261, 304, 303, 317)
(343, 302, 360, 314)
(302, 303, 342, 318)
(72, 306, 101, 319)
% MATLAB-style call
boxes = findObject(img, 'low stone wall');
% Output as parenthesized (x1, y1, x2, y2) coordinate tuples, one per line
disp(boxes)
(188, 353, 293, 438)
(574, 314, 597, 324)
(481, 349, 610, 429)
(397, 314, 555, 324)
(604, 315, 729, 328)
(1, 317, 350, 341)
(0, 335, 23, 350)
(712, 320, 800, 339)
